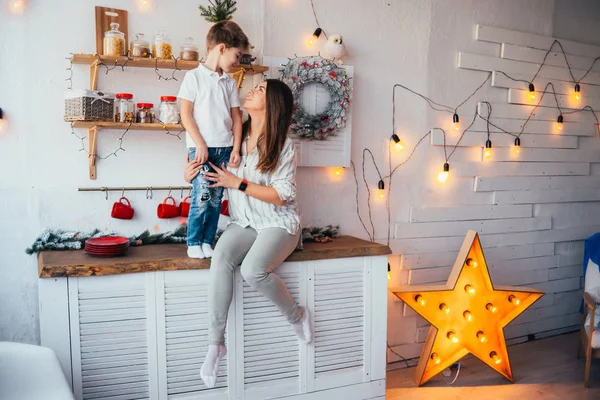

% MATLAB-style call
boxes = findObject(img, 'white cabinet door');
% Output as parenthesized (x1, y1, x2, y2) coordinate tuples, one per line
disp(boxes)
(69, 273, 159, 400)
(238, 262, 305, 400)
(311, 257, 370, 392)
(156, 270, 232, 400)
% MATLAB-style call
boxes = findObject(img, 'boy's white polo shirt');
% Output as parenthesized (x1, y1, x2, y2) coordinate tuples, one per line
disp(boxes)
(177, 63, 241, 148)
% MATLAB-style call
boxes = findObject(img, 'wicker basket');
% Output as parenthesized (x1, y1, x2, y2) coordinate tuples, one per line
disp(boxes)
(64, 90, 115, 122)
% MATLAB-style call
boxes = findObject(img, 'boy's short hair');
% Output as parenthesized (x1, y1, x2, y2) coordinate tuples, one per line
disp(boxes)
(206, 20, 250, 52)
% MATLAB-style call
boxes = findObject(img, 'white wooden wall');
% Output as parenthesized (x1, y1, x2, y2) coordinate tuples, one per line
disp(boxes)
(388, 25, 600, 365)
(262, 56, 353, 168)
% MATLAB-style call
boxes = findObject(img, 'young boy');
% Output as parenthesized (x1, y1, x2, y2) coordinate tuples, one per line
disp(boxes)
(178, 20, 249, 259)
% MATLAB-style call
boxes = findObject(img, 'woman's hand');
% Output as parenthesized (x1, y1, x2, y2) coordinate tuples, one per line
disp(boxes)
(184, 154, 202, 183)
(203, 162, 243, 189)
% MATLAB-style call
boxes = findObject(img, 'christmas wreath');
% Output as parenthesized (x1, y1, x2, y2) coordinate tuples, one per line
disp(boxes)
(281, 56, 352, 140)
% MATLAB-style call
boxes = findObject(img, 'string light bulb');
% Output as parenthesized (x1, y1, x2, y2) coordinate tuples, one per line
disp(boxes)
(447, 331, 459, 343)
(377, 179, 385, 199)
(463, 310, 473, 321)
(490, 351, 502, 364)
(528, 83, 535, 101)
(466, 258, 478, 267)
(514, 137, 521, 154)
(391, 133, 404, 151)
(484, 139, 492, 159)
(308, 27, 323, 46)
(574, 83, 581, 101)
(508, 295, 520, 305)
(414, 294, 426, 306)
(137, 0, 152, 10)
(387, 263, 391, 281)
(453, 113, 460, 132)
(556, 114, 564, 131)
(430, 353, 441, 364)
(437, 162, 450, 183)
(10, 0, 25, 12)
(439, 303, 450, 314)
(477, 331, 487, 343)
(464, 284, 475, 294)
(486, 303, 497, 313)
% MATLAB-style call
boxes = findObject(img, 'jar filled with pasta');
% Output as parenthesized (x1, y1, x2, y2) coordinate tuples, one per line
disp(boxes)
(152, 29, 173, 59)
(103, 22, 125, 56)
(115, 93, 134, 123)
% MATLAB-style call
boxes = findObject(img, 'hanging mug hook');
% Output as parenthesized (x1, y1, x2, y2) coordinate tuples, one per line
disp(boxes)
(102, 187, 108, 200)
(180, 187, 184, 199)
(146, 187, 153, 200)
(167, 187, 172, 198)
(121, 188, 125, 198)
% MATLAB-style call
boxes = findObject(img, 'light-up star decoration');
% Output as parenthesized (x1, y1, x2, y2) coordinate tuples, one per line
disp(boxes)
(392, 230, 543, 386)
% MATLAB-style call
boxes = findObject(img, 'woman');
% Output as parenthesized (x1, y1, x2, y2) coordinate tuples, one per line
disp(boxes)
(183, 79, 311, 388)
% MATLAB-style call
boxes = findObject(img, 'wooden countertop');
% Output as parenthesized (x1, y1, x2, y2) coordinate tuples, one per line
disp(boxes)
(38, 235, 392, 278)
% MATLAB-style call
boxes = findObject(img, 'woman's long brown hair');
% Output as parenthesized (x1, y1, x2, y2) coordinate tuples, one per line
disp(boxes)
(242, 79, 294, 174)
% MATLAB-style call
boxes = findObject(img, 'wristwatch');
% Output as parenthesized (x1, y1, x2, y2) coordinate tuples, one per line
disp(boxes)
(238, 179, 248, 192)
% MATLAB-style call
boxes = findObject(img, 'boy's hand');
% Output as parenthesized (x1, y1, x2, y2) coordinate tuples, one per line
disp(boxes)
(229, 151, 241, 168)
(195, 142, 209, 164)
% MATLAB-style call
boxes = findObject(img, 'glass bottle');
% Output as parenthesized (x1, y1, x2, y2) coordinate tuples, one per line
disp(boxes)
(180, 37, 200, 61)
(130, 33, 151, 58)
(158, 96, 179, 124)
(115, 93, 134, 123)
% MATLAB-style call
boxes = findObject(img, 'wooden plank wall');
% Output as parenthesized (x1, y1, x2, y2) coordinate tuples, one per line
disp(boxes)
(388, 25, 600, 365)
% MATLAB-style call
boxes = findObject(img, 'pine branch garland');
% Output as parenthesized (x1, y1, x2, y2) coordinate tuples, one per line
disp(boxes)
(302, 225, 340, 242)
(199, 0, 237, 23)
(26, 224, 341, 254)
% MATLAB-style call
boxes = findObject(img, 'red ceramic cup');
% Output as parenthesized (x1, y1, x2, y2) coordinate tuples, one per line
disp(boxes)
(220, 199, 230, 216)
(111, 197, 134, 220)
(157, 196, 180, 219)
(179, 196, 191, 217)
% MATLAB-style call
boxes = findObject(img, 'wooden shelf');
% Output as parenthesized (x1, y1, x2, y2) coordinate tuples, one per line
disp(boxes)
(72, 121, 183, 131)
(70, 53, 268, 90)
(69, 53, 268, 180)
(73, 122, 184, 180)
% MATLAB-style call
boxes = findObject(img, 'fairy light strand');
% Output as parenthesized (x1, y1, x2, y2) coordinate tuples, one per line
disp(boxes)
(355, 38, 600, 245)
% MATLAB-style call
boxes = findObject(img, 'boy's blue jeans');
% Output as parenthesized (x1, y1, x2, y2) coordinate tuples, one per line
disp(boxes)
(187, 146, 232, 247)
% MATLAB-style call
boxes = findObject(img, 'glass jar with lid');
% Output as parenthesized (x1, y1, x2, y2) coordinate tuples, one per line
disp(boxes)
(103, 22, 126, 56)
(136, 103, 154, 123)
(152, 29, 173, 59)
(130, 33, 151, 58)
(158, 96, 179, 124)
(115, 93, 134, 123)
(180, 37, 200, 61)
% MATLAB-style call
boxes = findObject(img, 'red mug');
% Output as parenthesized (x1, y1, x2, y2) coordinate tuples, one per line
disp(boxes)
(157, 196, 180, 219)
(111, 197, 134, 220)
(179, 196, 191, 217)
(220, 199, 230, 216)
